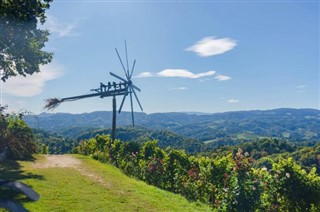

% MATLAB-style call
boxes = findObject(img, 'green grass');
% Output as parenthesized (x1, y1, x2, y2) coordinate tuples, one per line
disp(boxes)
(1, 155, 212, 211)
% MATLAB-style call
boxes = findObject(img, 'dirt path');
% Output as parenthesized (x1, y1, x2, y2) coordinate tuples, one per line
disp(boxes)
(33, 155, 81, 168)
(33, 155, 110, 187)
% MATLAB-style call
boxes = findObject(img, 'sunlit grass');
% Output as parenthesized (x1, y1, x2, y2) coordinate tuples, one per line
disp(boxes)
(1, 155, 213, 211)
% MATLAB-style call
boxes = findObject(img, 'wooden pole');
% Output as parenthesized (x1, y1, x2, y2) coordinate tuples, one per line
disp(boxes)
(111, 95, 116, 141)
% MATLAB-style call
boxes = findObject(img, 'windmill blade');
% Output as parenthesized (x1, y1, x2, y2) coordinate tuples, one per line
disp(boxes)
(115, 48, 129, 78)
(118, 94, 127, 113)
(0, 199, 28, 212)
(110, 72, 128, 83)
(125, 40, 130, 78)
(0, 181, 40, 201)
(129, 59, 136, 80)
(129, 87, 135, 126)
(131, 84, 141, 92)
(132, 87, 143, 111)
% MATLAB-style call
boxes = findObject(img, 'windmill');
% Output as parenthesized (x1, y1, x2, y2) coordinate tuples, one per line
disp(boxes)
(44, 41, 143, 140)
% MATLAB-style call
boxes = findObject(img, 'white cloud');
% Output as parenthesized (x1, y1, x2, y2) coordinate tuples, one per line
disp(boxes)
(135, 69, 232, 82)
(215, 74, 231, 81)
(44, 15, 78, 38)
(170, 87, 188, 90)
(185, 36, 237, 57)
(135, 69, 216, 79)
(135, 72, 154, 78)
(2, 63, 64, 97)
(227, 99, 239, 103)
(296, 85, 307, 93)
(157, 69, 216, 79)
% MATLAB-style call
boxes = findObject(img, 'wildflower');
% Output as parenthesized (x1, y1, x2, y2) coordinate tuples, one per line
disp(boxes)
(252, 186, 256, 191)
(244, 152, 249, 157)
(286, 173, 290, 178)
(261, 167, 267, 171)
(224, 173, 230, 179)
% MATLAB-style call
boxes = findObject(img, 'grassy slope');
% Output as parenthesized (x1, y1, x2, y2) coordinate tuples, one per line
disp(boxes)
(0, 155, 212, 212)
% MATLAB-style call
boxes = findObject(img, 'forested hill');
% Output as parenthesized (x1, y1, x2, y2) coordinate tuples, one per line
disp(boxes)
(24, 108, 320, 142)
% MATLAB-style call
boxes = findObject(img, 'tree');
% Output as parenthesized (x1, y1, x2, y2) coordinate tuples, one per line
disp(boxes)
(0, 0, 53, 82)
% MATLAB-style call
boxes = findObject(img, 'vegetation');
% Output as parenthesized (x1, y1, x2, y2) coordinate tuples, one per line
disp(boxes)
(0, 0, 53, 81)
(0, 155, 211, 211)
(75, 135, 320, 211)
(33, 129, 77, 154)
(0, 108, 37, 160)
(77, 126, 202, 154)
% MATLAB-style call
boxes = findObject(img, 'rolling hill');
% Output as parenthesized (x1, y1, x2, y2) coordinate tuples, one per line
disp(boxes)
(24, 108, 320, 144)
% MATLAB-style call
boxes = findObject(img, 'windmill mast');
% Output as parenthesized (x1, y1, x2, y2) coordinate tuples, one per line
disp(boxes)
(112, 96, 116, 141)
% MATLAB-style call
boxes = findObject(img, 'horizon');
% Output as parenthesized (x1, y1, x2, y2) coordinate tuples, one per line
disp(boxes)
(34, 107, 319, 116)
(1, 1, 319, 114)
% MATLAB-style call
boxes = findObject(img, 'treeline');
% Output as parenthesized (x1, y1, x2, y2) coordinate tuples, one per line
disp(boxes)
(33, 129, 77, 154)
(75, 135, 320, 211)
(77, 127, 202, 153)
(202, 138, 320, 174)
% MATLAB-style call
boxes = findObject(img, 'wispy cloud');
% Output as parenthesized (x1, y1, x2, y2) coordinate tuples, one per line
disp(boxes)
(215, 74, 231, 81)
(136, 72, 153, 78)
(136, 69, 216, 79)
(44, 15, 78, 38)
(296, 85, 306, 89)
(185, 36, 237, 57)
(2, 63, 64, 97)
(169, 87, 188, 90)
(227, 99, 239, 103)
(296, 85, 307, 93)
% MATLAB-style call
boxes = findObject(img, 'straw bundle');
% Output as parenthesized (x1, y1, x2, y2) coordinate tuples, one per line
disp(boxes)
(44, 98, 63, 110)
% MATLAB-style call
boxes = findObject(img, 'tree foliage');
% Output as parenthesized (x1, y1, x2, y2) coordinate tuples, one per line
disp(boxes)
(0, 0, 53, 81)
(0, 110, 36, 160)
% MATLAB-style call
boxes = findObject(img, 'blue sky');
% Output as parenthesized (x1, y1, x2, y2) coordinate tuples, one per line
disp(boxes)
(1, 1, 319, 114)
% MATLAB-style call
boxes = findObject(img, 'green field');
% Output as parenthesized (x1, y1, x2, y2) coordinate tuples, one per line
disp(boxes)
(0, 155, 212, 212)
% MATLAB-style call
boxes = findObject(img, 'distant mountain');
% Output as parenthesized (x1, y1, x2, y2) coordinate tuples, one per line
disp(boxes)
(24, 108, 320, 143)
